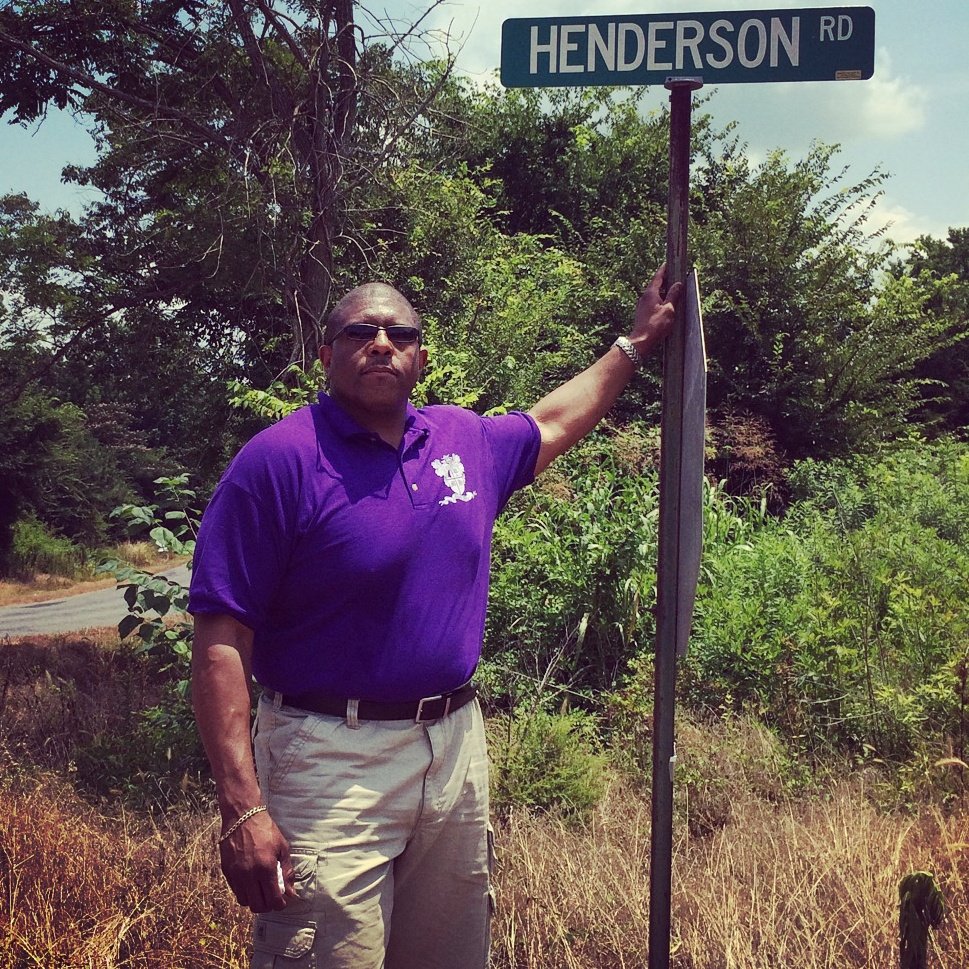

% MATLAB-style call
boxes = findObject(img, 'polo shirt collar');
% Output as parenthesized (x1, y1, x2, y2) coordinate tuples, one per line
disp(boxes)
(315, 391, 430, 447)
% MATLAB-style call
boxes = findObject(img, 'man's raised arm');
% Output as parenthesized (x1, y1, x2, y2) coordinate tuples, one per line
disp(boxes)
(528, 265, 683, 476)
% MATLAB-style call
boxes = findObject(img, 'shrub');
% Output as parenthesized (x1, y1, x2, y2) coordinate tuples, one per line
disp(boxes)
(683, 439, 969, 776)
(674, 713, 813, 837)
(487, 708, 610, 822)
(707, 408, 789, 506)
(5, 515, 88, 580)
(73, 697, 207, 805)
(485, 428, 660, 698)
(0, 635, 205, 807)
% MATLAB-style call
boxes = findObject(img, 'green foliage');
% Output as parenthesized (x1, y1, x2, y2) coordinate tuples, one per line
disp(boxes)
(228, 362, 324, 422)
(486, 427, 660, 697)
(487, 707, 609, 822)
(693, 143, 959, 459)
(0, 373, 134, 573)
(677, 440, 969, 776)
(6, 515, 87, 580)
(364, 165, 604, 413)
(685, 516, 810, 719)
(445, 85, 669, 246)
(98, 475, 197, 699)
(898, 227, 969, 431)
(86, 475, 203, 804)
(73, 697, 206, 805)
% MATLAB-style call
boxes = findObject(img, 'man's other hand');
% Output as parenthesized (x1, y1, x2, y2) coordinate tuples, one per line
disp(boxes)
(219, 809, 299, 913)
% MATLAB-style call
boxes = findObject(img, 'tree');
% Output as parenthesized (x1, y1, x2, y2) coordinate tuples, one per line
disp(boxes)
(0, 0, 457, 369)
(0, 343, 134, 568)
(400, 83, 957, 460)
(898, 228, 969, 432)
(0, 0, 473, 537)
(690, 143, 958, 460)
(0, 193, 250, 488)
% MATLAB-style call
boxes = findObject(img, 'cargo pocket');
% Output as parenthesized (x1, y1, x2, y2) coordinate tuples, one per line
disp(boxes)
(251, 916, 317, 968)
(277, 848, 321, 919)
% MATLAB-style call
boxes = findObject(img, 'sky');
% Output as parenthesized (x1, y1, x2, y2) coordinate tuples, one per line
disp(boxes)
(1, 0, 966, 249)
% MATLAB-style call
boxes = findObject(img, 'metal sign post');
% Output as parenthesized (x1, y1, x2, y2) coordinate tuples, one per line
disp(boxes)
(650, 76, 702, 969)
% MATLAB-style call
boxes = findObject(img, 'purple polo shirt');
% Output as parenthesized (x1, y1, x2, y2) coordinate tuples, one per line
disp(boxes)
(189, 392, 540, 701)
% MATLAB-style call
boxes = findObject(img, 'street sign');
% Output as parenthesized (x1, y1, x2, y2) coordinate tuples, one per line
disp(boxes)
(501, 6, 874, 88)
(675, 268, 706, 658)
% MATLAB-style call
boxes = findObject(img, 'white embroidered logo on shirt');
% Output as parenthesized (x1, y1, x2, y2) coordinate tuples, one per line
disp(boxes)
(432, 453, 477, 505)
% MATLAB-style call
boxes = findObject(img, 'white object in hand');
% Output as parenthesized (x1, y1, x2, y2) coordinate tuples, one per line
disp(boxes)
(277, 861, 285, 893)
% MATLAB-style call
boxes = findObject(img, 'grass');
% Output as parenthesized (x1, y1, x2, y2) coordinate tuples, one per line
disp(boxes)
(492, 778, 968, 968)
(0, 544, 188, 607)
(0, 774, 249, 967)
(0, 635, 965, 968)
(0, 770, 965, 968)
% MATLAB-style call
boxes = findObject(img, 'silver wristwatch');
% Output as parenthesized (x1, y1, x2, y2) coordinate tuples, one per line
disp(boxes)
(613, 336, 644, 369)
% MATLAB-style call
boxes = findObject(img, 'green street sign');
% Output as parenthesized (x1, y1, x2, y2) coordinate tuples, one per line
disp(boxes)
(500, 6, 874, 87)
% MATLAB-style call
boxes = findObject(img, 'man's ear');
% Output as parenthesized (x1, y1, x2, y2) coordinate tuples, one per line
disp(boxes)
(319, 344, 332, 370)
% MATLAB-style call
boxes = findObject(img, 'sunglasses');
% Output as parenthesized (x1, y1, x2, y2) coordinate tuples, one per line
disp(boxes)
(328, 323, 421, 346)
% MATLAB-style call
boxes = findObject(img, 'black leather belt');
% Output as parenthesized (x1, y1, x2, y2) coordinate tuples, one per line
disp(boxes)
(268, 682, 477, 723)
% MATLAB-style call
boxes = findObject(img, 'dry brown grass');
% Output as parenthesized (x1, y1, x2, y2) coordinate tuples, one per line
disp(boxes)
(1, 639, 964, 968)
(0, 770, 965, 968)
(0, 775, 249, 968)
(0, 573, 119, 608)
(491, 778, 969, 969)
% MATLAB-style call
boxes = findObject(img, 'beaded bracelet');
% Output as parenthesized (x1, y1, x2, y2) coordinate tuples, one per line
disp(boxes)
(218, 804, 268, 844)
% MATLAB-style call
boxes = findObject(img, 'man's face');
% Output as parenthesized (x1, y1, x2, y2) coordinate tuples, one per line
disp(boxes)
(319, 286, 427, 420)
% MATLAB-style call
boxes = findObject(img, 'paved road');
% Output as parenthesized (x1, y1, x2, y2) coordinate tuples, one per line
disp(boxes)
(0, 565, 192, 637)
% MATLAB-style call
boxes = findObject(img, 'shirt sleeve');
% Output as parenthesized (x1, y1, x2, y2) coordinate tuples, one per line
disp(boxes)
(188, 439, 299, 629)
(480, 410, 541, 511)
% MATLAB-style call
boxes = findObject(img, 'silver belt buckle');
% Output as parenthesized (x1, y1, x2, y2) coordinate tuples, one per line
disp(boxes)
(415, 693, 450, 723)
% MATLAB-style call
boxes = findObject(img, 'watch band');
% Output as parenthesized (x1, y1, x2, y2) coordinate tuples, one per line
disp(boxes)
(613, 336, 644, 369)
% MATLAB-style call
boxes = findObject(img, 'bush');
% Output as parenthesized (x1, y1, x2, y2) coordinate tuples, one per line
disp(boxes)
(73, 698, 207, 805)
(0, 635, 205, 807)
(5, 515, 88, 580)
(675, 714, 813, 837)
(485, 428, 660, 698)
(680, 439, 969, 776)
(487, 708, 609, 822)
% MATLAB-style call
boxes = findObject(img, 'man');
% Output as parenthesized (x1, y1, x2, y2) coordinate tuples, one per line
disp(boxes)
(190, 265, 681, 968)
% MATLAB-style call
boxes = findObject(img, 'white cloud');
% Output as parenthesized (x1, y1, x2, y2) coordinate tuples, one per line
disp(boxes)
(851, 47, 927, 139)
(868, 197, 949, 248)
(698, 45, 927, 157)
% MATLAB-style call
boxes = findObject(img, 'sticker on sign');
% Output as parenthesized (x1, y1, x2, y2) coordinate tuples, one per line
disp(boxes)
(500, 6, 874, 88)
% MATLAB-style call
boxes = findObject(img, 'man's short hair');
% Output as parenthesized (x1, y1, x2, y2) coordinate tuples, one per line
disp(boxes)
(323, 283, 421, 345)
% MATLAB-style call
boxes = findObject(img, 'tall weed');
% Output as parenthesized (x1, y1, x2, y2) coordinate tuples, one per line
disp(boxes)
(486, 429, 660, 697)
(687, 439, 969, 778)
